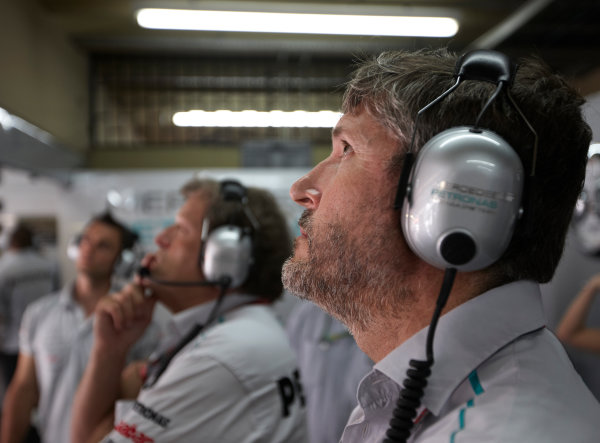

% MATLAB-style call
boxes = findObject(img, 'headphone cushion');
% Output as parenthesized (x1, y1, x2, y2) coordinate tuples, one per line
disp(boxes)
(401, 127, 524, 271)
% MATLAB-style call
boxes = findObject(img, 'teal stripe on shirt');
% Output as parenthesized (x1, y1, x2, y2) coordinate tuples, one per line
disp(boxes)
(468, 370, 484, 395)
(449, 371, 484, 442)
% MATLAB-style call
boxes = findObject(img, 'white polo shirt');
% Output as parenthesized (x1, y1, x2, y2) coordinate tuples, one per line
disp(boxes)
(19, 284, 160, 443)
(106, 294, 307, 443)
(286, 301, 372, 443)
(341, 280, 600, 443)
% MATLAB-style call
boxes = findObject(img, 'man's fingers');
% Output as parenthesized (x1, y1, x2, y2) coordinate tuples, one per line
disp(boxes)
(100, 284, 154, 331)
(117, 284, 155, 322)
(99, 297, 125, 331)
(115, 289, 136, 328)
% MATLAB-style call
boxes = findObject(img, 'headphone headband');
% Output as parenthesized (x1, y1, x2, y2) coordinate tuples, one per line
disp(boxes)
(455, 50, 515, 85)
(220, 179, 248, 202)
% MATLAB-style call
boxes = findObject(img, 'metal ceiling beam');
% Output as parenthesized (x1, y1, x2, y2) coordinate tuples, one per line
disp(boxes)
(0, 107, 82, 187)
(467, 0, 554, 49)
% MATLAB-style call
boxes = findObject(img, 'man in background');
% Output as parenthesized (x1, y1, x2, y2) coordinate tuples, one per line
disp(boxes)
(286, 302, 371, 443)
(71, 178, 306, 442)
(0, 225, 59, 398)
(1, 212, 159, 443)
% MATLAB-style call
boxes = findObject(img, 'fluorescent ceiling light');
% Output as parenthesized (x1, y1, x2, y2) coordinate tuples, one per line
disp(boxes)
(137, 8, 458, 37)
(173, 110, 341, 128)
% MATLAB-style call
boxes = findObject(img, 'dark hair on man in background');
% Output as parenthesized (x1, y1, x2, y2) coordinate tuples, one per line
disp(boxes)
(9, 225, 34, 250)
(88, 211, 139, 252)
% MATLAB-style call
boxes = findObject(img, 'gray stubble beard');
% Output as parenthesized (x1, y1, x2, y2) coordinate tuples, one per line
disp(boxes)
(282, 213, 411, 333)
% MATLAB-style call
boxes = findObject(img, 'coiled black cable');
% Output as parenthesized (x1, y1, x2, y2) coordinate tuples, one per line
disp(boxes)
(384, 267, 457, 443)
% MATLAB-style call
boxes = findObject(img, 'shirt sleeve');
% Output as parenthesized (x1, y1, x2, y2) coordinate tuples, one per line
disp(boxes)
(18, 302, 36, 356)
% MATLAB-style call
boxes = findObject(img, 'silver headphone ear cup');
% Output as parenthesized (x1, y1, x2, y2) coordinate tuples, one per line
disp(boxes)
(67, 234, 82, 261)
(401, 127, 524, 271)
(67, 241, 79, 261)
(202, 225, 252, 288)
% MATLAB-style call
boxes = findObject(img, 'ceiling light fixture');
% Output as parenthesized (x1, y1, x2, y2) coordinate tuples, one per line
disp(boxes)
(137, 8, 458, 37)
(172, 110, 342, 128)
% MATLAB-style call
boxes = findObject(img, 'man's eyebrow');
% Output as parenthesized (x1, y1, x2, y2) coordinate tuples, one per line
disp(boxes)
(331, 125, 344, 138)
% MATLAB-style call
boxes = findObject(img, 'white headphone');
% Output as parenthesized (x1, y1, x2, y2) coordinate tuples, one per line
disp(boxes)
(395, 50, 538, 271)
(200, 180, 259, 288)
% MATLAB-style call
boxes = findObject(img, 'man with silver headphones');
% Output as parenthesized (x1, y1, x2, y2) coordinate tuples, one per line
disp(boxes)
(282, 48, 600, 442)
(71, 178, 307, 442)
(1, 212, 159, 443)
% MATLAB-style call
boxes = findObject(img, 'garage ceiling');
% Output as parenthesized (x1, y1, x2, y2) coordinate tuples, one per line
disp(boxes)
(4, 0, 594, 172)
(38, 0, 600, 81)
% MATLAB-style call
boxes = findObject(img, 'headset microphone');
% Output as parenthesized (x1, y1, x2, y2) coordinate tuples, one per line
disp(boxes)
(136, 266, 231, 288)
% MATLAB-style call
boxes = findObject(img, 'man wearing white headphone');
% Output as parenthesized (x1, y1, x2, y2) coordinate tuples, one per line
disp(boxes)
(282, 48, 600, 442)
(71, 178, 307, 443)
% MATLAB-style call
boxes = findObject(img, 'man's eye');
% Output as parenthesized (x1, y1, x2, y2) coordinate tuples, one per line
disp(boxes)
(342, 143, 353, 156)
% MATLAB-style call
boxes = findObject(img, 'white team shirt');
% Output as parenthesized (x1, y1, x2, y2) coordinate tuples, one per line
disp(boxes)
(286, 302, 372, 443)
(106, 294, 307, 443)
(341, 280, 600, 443)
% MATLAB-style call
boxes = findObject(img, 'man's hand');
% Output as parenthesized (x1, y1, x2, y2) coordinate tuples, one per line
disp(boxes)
(94, 283, 156, 357)
(584, 273, 600, 293)
(557, 272, 600, 353)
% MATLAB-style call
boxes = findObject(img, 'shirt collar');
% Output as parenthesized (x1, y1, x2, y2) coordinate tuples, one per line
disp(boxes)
(58, 282, 79, 307)
(167, 292, 263, 340)
(374, 280, 546, 416)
